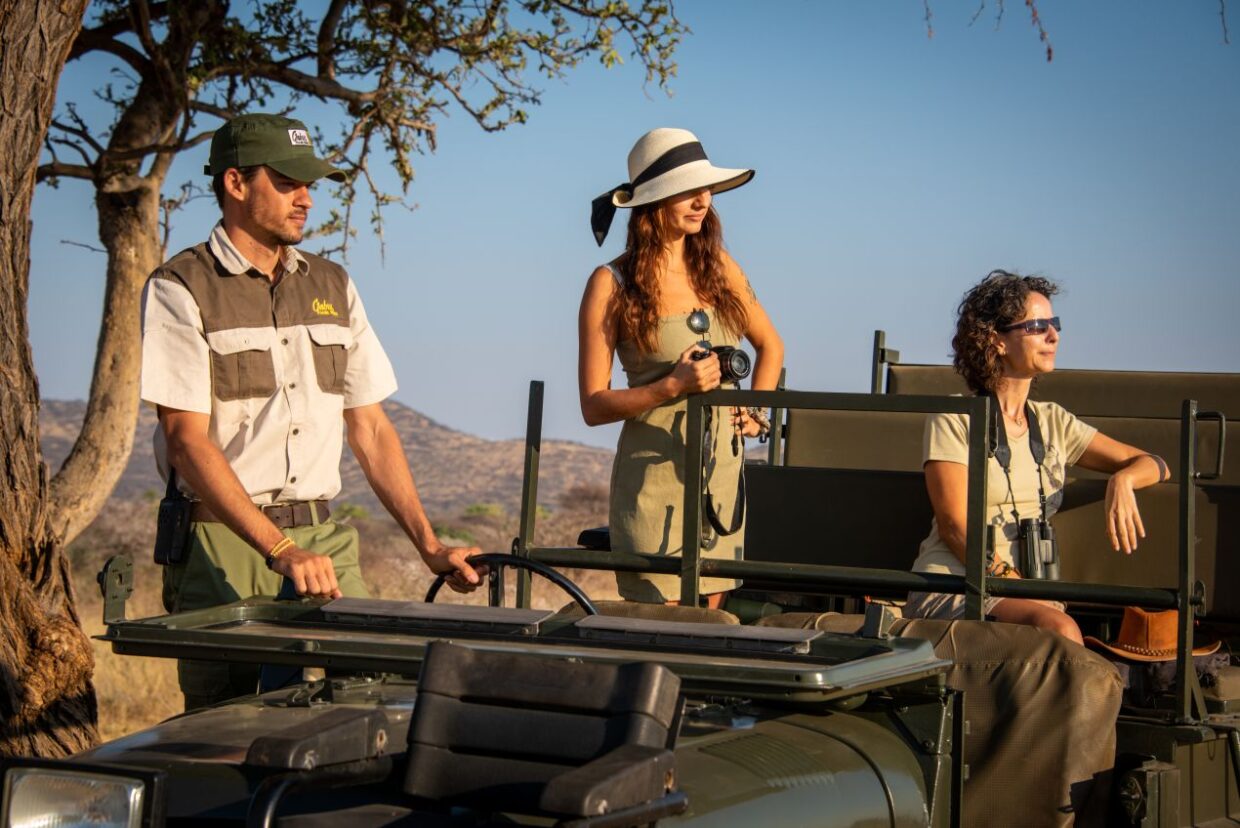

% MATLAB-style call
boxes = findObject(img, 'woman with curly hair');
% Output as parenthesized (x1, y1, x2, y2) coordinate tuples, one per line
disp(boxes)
(579, 128, 783, 607)
(904, 270, 1167, 642)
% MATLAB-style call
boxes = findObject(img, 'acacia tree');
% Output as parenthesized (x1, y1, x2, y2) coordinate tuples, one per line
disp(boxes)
(0, 0, 681, 757)
(0, 0, 97, 757)
(39, 0, 683, 550)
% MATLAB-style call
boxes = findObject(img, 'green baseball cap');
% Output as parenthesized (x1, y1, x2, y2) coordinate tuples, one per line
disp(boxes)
(204, 113, 348, 183)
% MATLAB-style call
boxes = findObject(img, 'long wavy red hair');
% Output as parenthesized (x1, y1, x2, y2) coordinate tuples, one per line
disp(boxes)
(613, 202, 748, 354)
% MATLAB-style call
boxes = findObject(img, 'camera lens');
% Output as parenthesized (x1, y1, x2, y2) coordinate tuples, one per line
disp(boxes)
(725, 349, 751, 382)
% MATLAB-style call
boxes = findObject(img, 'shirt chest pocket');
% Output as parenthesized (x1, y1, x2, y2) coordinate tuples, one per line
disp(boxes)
(307, 324, 352, 395)
(206, 329, 277, 402)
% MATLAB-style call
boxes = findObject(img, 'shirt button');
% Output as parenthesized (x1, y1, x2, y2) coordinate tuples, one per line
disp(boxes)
(289, 382, 297, 389)
(292, 428, 300, 436)
(282, 338, 289, 345)
(290, 476, 297, 483)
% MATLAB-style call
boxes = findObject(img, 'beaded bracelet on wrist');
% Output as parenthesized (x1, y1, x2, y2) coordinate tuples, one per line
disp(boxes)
(265, 537, 294, 570)
(745, 406, 772, 437)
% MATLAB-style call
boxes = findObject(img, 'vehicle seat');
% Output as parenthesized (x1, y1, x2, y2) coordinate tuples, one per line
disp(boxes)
(403, 641, 686, 823)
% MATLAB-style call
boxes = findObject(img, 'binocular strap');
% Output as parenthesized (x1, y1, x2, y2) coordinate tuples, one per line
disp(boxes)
(988, 399, 1051, 527)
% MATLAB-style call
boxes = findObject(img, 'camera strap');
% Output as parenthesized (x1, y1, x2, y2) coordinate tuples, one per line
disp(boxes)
(989, 399, 1050, 524)
(701, 405, 745, 537)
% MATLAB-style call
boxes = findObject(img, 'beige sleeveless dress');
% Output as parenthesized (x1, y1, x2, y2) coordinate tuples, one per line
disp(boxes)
(606, 266, 746, 602)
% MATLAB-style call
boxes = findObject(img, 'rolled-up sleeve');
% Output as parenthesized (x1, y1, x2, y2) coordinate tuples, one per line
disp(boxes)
(342, 278, 398, 408)
(141, 275, 211, 413)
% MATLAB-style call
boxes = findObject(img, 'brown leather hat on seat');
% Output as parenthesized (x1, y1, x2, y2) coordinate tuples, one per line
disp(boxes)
(1084, 606, 1220, 662)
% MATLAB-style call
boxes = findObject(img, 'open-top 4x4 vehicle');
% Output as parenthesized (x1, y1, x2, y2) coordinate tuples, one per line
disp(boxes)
(1, 334, 1237, 827)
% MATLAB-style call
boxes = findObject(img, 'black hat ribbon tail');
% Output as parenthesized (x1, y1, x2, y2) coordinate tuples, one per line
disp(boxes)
(591, 185, 631, 246)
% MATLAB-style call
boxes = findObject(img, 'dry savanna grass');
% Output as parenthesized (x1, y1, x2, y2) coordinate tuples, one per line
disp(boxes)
(71, 494, 615, 742)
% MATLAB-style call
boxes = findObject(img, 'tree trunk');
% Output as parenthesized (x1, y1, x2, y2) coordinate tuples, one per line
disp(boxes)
(47, 2, 218, 546)
(47, 185, 161, 545)
(0, 0, 98, 756)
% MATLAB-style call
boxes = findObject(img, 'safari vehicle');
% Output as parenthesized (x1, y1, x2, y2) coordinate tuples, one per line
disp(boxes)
(0, 340, 1237, 827)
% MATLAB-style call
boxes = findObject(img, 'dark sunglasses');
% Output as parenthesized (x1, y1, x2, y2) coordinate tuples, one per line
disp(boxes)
(998, 316, 1061, 335)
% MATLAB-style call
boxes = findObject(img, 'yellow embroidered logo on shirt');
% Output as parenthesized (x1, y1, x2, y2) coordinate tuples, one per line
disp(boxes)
(312, 299, 339, 317)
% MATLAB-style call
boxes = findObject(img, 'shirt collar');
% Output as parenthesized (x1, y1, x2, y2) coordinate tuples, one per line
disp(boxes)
(208, 222, 308, 277)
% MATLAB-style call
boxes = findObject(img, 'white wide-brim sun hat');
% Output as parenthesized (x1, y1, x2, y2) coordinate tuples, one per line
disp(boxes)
(591, 127, 754, 245)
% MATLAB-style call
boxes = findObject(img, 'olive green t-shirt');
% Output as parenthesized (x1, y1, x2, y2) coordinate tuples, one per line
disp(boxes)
(911, 399, 1097, 576)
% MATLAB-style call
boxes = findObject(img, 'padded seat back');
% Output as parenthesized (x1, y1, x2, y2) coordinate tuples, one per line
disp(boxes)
(405, 642, 681, 816)
(785, 406, 1234, 485)
(1054, 480, 1240, 619)
(784, 409, 925, 472)
(747, 407, 932, 574)
(886, 364, 1240, 419)
(744, 463, 930, 574)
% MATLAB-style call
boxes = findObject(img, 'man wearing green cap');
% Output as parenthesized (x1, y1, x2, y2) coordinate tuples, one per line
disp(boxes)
(140, 114, 483, 709)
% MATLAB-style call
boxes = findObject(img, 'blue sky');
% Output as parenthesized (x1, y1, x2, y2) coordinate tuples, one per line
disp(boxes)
(31, 1, 1240, 449)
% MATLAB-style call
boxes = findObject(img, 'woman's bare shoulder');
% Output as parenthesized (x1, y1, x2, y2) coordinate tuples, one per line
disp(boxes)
(582, 265, 622, 315)
(586, 263, 621, 289)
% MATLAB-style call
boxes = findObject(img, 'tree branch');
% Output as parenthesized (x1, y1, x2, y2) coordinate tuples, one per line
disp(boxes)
(128, 0, 161, 62)
(69, 1, 168, 49)
(67, 29, 151, 73)
(207, 62, 377, 104)
(35, 162, 94, 183)
(59, 239, 106, 254)
(1024, 0, 1052, 61)
(190, 100, 237, 121)
(48, 137, 95, 168)
(317, 0, 349, 79)
(50, 116, 104, 156)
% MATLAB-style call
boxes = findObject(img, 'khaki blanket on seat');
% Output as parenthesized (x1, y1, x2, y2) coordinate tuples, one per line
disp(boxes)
(555, 599, 740, 624)
(757, 612, 1123, 827)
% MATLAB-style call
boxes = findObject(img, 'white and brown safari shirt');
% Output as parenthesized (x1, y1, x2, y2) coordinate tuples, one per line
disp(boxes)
(140, 223, 398, 505)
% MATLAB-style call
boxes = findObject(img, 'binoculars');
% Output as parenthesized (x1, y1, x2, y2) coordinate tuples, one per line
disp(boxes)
(1017, 518, 1060, 581)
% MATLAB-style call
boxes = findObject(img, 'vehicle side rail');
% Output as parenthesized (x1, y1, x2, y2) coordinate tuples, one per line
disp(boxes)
(525, 548, 1180, 610)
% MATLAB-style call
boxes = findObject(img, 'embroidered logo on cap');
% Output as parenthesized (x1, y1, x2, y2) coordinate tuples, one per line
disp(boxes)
(288, 129, 312, 147)
(312, 298, 339, 317)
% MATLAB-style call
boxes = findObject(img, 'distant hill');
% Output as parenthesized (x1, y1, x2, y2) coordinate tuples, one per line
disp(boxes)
(39, 399, 614, 518)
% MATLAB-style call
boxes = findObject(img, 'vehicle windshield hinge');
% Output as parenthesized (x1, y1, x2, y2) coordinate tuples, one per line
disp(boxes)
(97, 554, 134, 625)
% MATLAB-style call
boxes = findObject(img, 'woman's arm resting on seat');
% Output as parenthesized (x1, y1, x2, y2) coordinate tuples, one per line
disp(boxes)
(1074, 432, 1165, 554)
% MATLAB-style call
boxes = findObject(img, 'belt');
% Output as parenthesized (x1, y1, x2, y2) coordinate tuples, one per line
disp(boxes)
(191, 500, 333, 529)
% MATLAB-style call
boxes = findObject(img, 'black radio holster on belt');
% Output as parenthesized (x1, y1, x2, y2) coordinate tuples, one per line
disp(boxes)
(154, 468, 193, 566)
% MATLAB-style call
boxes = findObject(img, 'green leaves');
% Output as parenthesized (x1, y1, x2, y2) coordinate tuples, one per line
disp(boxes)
(58, 0, 685, 256)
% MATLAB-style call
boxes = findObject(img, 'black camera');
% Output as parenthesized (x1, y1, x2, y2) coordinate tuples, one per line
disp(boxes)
(1017, 518, 1059, 580)
(691, 345, 752, 384)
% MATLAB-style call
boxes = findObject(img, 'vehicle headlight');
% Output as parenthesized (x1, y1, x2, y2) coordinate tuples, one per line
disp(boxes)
(3, 767, 143, 828)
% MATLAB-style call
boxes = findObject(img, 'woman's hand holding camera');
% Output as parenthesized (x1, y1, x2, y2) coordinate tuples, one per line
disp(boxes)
(665, 343, 721, 396)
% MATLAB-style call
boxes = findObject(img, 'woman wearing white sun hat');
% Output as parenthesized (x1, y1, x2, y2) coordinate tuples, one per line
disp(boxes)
(578, 128, 784, 607)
